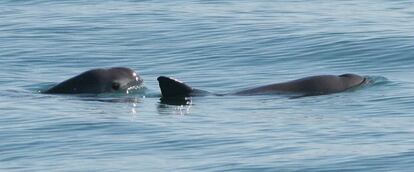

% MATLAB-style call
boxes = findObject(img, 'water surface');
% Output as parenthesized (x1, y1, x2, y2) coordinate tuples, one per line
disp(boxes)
(1, 0, 414, 171)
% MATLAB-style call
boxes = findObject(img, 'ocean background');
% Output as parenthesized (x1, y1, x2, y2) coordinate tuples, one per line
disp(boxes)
(1, 0, 414, 171)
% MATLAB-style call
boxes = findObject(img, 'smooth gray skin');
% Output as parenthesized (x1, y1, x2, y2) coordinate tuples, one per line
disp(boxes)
(44, 67, 143, 94)
(157, 74, 366, 98)
(234, 74, 366, 95)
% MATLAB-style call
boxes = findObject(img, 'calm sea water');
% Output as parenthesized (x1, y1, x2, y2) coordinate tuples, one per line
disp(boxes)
(1, 0, 414, 171)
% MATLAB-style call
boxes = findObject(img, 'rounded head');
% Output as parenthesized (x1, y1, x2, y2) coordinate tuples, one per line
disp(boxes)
(338, 73, 366, 88)
(105, 67, 143, 92)
(45, 67, 143, 94)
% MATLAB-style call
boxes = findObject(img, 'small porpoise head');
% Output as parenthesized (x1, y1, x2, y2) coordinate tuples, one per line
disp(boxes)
(44, 67, 143, 94)
(338, 73, 366, 88)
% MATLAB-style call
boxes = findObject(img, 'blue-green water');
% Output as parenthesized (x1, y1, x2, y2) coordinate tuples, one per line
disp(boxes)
(1, 0, 414, 171)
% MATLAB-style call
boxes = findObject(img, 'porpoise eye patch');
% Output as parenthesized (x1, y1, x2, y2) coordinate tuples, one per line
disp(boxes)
(112, 82, 121, 90)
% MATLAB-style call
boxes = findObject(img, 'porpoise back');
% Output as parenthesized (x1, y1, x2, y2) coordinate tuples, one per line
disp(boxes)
(157, 74, 366, 98)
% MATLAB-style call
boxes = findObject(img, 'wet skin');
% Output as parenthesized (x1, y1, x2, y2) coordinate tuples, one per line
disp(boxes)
(157, 74, 366, 98)
(44, 67, 143, 94)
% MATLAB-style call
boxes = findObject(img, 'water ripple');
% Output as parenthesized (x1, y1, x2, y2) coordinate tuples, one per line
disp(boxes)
(2, 0, 414, 171)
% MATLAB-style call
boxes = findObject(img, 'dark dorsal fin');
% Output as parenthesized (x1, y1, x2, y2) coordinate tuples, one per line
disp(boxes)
(157, 76, 194, 98)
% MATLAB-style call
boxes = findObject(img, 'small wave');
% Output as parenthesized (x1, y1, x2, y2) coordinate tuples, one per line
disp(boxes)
(363, 75, 390, 87)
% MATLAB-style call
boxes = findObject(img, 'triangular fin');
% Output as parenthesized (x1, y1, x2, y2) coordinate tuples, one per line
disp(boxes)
(157, 76, 194, 98)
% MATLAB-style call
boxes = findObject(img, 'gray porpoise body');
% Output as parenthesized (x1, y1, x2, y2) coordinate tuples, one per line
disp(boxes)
(44, 67, 143, 94)
(157, 74, 366, 98)
(234, 74, 366, 95)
